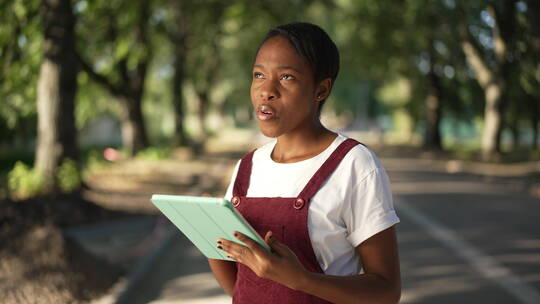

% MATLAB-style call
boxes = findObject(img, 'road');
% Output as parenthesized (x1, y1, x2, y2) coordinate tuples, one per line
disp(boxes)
(114, 156, 540, 304)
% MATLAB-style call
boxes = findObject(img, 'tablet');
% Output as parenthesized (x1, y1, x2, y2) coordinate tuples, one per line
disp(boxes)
(151, 194, 270, 261)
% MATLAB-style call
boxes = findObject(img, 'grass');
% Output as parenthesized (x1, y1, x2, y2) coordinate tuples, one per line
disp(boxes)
(0, 144, 185, 201)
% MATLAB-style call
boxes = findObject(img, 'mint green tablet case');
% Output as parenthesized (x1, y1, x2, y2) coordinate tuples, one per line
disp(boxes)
(151, 194, 270, 261)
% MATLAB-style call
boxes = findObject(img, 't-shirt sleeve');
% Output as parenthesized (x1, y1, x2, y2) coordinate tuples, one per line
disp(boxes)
(344, 167, 400, 247)
(224, 160, 241, 201)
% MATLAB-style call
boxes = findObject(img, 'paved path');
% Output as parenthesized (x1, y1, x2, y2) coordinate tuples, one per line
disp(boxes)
(114, 157, 540, 304)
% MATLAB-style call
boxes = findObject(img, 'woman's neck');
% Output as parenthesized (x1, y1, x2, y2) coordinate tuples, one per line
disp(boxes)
(272, 123, 337, 163)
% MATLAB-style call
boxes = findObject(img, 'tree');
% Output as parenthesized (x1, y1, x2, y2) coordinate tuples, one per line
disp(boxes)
(35, 0, 79, 192)
(405, 1, 450, 151)
(458, 0, 517, 161)
(423, 41, 444, 150)
(168, 0, 190, 146)
(189, 2, 228, 141)
(163, 0, 226, 146)
(332, 0, 456, 150)
(526, 1, 540, 78)
(523, 0, 540, 148)
(76, 0, 153, 155)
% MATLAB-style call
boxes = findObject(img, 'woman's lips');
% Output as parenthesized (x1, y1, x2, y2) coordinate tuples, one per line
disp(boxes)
(256, 104, 276, 121)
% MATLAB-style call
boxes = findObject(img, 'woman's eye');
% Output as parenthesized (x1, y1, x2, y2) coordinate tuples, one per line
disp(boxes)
(253, 72, 264, 79)
(281, 74, 295, 80)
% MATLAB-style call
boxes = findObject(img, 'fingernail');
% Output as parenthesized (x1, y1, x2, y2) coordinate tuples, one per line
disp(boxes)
(217, 245, 223, 250)
(217, 240, 222, 244)
(233, 232, 238, 237)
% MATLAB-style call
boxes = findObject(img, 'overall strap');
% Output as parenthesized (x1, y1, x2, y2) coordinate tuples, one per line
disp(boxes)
(298, 138, 361, 202)
(233, 150, 256, 197)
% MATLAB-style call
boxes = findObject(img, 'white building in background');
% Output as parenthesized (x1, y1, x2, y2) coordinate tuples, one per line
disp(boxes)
(79, 114, 122, 147)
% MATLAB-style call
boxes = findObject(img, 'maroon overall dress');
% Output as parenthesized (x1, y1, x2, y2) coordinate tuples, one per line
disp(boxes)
(231, 138, 360, 303)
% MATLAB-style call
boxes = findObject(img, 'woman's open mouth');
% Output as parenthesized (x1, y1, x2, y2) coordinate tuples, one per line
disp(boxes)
(257, 104, 276, 121)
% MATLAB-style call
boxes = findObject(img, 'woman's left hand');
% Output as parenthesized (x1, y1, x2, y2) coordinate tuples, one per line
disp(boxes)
(217, 231, 308, 290)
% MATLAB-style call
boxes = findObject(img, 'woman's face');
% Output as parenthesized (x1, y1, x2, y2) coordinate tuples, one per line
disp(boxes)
(250, 36, 320, 138)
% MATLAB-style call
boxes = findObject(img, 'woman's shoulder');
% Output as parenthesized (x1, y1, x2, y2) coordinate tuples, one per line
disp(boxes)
(338, 134, 385, 176)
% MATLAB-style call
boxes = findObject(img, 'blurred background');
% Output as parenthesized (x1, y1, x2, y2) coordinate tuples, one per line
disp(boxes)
(1, 0, 540, 303)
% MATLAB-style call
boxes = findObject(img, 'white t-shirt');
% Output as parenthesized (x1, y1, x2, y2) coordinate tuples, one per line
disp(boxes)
(224, 133, 399, 276)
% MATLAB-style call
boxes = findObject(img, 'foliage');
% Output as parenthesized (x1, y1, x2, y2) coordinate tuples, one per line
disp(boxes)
(57, 158, 81, 192)
(7, 158, 82, 199)
(0, 0, 41, 146)
(1, 0, 540, 166)
(80, 150, 107, 182)
(135, 146, 172, 161)
(7, 161, 44, 200)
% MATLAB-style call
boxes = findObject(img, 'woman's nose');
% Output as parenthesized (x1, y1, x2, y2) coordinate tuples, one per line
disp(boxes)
(259, 79, 280, 101)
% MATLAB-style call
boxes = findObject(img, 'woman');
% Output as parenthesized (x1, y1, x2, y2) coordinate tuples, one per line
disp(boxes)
(208, 22, 401, 304)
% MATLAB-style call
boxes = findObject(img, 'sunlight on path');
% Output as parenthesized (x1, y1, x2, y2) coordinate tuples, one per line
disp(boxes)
(149, 272, 230, 304)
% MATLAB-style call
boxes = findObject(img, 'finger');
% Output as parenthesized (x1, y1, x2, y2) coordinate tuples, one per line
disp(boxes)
(264, 230, 273, 243)
(218, 238, 245, 253)
(265, 232, 290, 256)
(264, 231, 279, 254)
(233, 231, 268, 256)
(218, 238, 251, 261)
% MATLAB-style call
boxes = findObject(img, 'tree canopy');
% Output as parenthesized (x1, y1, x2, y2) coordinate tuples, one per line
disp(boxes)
(1, 0, 539, 174)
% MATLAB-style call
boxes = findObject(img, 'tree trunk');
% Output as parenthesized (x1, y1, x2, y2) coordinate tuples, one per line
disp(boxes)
(172, 50, 189, 146)
(533, 117, 539, 150)
(481, 2, 514, 161)
(530, 96, 539, 150)
(508, 113, 520, 148)
(171, 1, 189, 146)
(197, 91, 209, 138)
(423, 44, 443, 150)
(192, 5, 224, 142)
(423, 77, 443, 150)
(458, 1, 515, 161)
(481, 83, 505, 160)
(35, 0, 79, 192)
(118, 95, 148, 155)
(527, 1, 540, 151)
(527, 1, 540, 78)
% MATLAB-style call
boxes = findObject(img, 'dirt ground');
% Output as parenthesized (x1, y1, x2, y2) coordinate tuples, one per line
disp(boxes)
(0, 194, 131, 303)
(0, 145, 242, 304)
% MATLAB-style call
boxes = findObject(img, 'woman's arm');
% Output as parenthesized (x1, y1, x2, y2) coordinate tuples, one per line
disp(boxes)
(218, 226, 400, 304)
(207, 258, 237, 296)
(294, 226, 400, 304)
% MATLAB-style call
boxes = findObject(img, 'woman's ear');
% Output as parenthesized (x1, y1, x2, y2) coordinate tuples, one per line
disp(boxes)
(315, 78, 332, 101)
